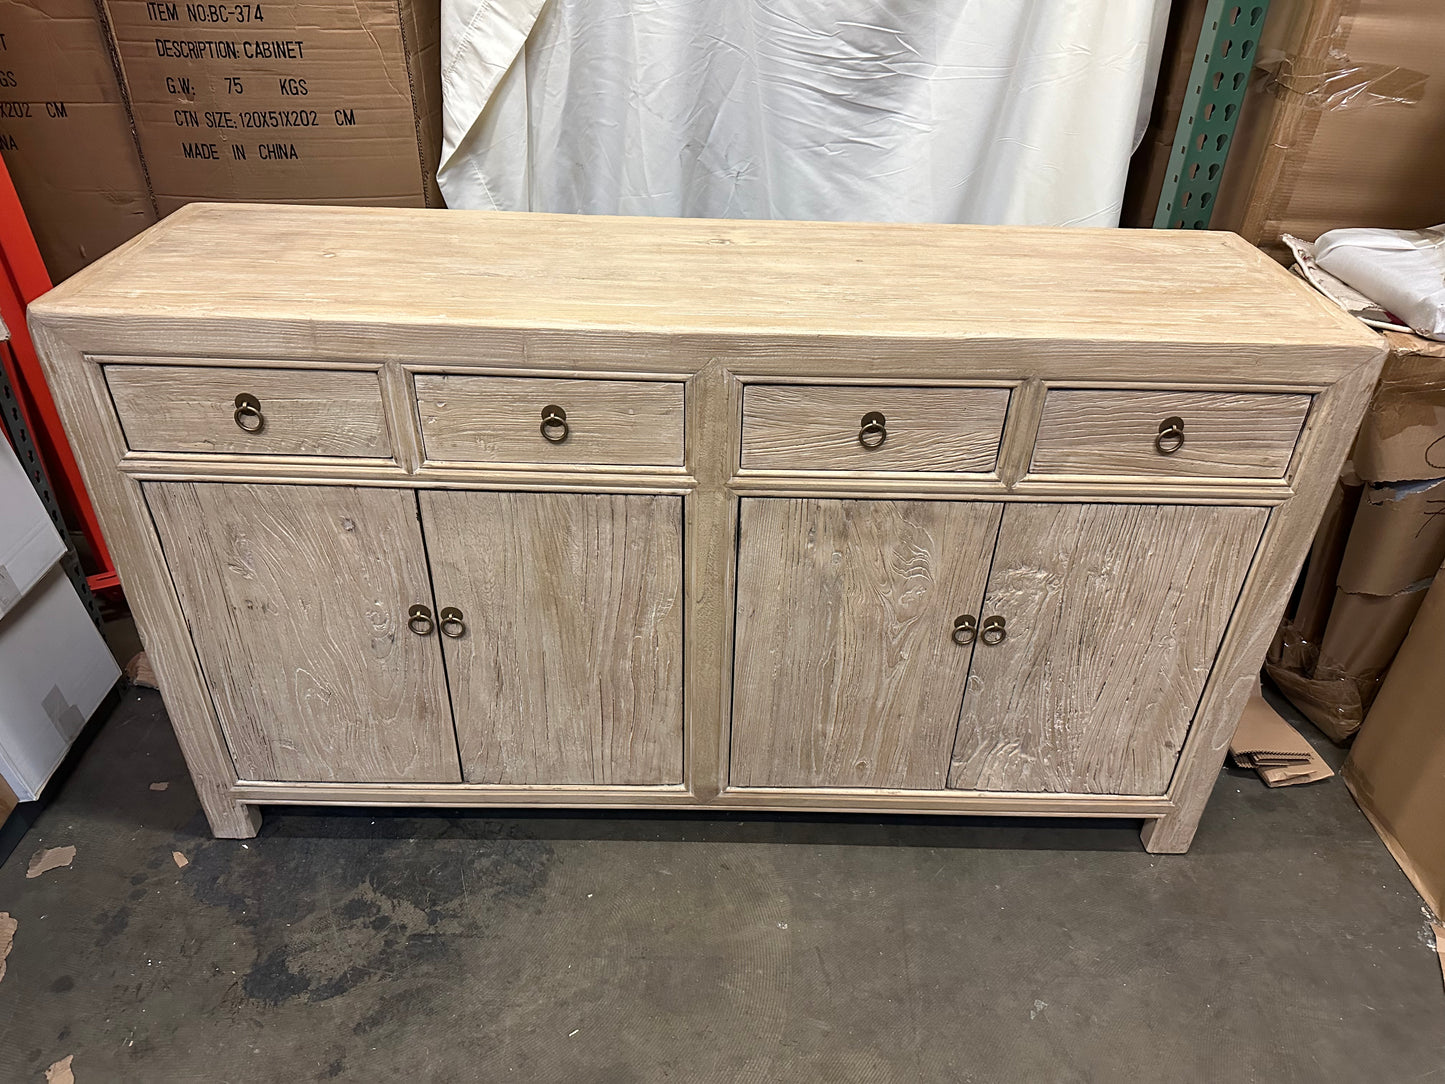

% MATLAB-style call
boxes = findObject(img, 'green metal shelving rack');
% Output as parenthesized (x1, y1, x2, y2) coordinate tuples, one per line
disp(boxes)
(1154, 0, 1272, 229)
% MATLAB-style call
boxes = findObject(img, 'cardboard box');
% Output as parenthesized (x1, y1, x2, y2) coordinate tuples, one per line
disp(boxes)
(1212, 0, 1445, 259)
(1267, 591, 1424, 745)
(1352, 332, 1445, 484)
(0, 406, 67, 620)
(1344, 563, 1445, 916)
(1336, 478, 1445, 596)
(1131, 0, 1445, 256)
(1291, 477, 1360, 644)
(104, 0, 441, 213)
(1267, 329, 1445, 740)
(0, 0, 158, 281)
(0, 431, 118, 800)
(0, 563, 119, 801)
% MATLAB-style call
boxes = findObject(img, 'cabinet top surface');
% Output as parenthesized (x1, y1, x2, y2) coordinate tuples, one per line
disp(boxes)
(35, 204, 1377, 351)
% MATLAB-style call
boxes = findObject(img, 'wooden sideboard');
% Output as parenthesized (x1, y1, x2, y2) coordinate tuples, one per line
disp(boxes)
(29, 205, 1383, 851)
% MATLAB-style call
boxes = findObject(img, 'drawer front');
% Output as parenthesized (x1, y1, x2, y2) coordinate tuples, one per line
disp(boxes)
(106, 364, 392, 458)
(414, 374, 685, 467)
(740, 384, 1010, 472)
(1030, 389, 1312, 480)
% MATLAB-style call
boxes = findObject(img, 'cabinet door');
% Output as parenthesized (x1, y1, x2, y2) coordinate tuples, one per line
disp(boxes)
(418, 491, 684, 785)
(948, 503, 1268, 795)
(731, 498, 1003, 790)
(145, 483, 460, 783)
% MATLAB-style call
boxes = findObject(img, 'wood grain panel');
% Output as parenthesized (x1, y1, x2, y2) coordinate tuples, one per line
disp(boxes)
(414, 374, 684, 467)
(1030, 389, 1311, 479)
(106, 365, 391, 457)
(948, 503, 1268, 795)
(740, 384, 1010, 473)
(731, 498, 1003, 790)
(1142, 362, 1382, 852)
(145, 482, 459, 783)
(28, 206, 1386, 845)
(40, 204, 1375, 354)
(419, 491, 683, 785)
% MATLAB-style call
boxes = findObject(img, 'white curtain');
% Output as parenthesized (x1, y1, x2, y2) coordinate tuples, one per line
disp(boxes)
(439, 0, 1168, 227)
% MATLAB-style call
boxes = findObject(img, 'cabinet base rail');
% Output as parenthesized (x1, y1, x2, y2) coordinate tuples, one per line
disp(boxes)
(229, 780, 1174, 818)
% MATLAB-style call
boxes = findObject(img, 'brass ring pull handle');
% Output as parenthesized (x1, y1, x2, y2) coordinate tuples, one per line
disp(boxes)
(1155, 416, 1185, 455)
(858, 411, 887, 449)
(980, 615, 1007, 646)
(951, 614, 977, 645)
(233, 392, 265, 433)
(540, 404, 569, 444)
(407, 604, 435, 636)
(439, 606, 466, 639)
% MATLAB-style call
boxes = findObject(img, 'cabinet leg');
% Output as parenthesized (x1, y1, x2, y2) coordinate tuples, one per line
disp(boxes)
(202, 796, 262, 839)
(1140, 810, 1198, 854)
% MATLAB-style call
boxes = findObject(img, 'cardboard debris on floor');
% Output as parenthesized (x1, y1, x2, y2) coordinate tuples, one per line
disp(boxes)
(1230, 683, 1334, 787)
(172, 851, 189, 869)
(0, 911, 15, 985)
(125, 652, 158, 690)
(25, 844, 76, 879)
(148, 782, 168, 792)
(44, 1054, 73, 1084)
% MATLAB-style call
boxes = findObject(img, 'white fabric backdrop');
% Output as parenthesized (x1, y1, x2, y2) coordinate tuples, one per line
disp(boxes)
(439, 0, 1168, 227)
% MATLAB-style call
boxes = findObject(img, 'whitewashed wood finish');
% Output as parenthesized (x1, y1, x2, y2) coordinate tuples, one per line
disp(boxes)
(419, 490, 684, 785)
(949, 503, 1268, 795)
(731, 498, 1002, 789)
(1030, 390, 1312, 480)
(37, 204, 1371, 352)
(413, 373, 684, 467)
(26, 206, 1386, 845)
(105, 364, 392, 458)
(29, 324, 261, 837)
(740, 384, 1010, 472)
(146, 482, 461, 783)
(1141, 364, 1381, 852)
(230, 779, 1172, 817)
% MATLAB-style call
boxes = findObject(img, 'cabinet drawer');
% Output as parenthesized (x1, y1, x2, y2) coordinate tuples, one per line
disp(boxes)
(1030, 389, 1312, 480)
(414, 374, 685, 467)
(740, 384, 1010, 473)
(105, 364, 392, 458)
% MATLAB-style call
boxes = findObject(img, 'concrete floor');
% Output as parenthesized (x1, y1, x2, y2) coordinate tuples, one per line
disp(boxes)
(0, 687, 1441, 1082)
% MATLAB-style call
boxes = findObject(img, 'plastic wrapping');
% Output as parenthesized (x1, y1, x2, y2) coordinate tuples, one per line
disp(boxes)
(1264, 51, 1427, 111)
(439, 0, 1169, 226)
(1212, 0, 1445, 255)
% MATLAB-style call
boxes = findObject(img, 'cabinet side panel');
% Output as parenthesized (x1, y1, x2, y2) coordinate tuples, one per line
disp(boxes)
(421, 491, 684, 785)
(949, 502, 1268, 795)
(731, 498, 1002, 790)
(145, 482, 459, 783)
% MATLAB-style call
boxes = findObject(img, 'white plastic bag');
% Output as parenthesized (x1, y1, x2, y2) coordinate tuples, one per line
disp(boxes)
(1314, 225, 1445, 341)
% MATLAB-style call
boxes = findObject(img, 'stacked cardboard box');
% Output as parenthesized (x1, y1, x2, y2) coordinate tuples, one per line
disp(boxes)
(0, 0, 157, 282)
(0, 0, 441, 281)
(1268, 331, 1445, 740)
(1128, 0, 1445, 256)
(1343, 563, 1445, 916)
